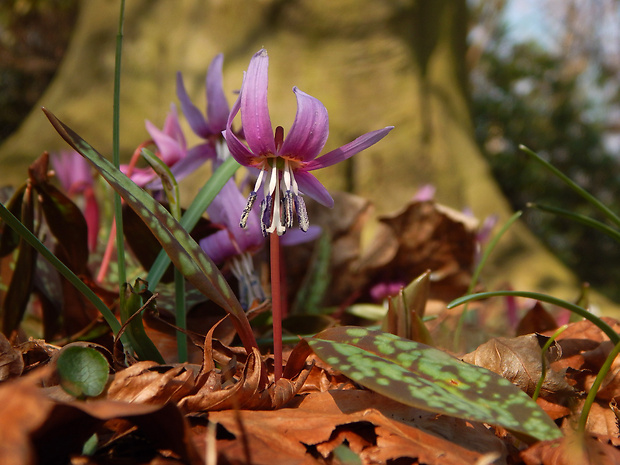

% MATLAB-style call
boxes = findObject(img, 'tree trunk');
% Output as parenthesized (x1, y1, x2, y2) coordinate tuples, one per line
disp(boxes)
(1, 0, 614, 312)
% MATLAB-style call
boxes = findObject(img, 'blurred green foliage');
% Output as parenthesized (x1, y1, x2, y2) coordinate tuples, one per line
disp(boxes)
(471, 21, 620, 301)
(0, 0, 78, 142)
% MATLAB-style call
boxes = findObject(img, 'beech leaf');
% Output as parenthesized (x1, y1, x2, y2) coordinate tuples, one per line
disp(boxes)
(307, 326, 562, 442)
(463, 333, 575, 400)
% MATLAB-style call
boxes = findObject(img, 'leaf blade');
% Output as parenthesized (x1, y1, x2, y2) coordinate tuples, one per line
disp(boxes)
(307, 326, 562, 442)
(43, 108, 257, 353)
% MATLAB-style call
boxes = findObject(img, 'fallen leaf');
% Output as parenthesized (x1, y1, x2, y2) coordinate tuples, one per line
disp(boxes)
(0, 331, 23, 380)
(517, 301, 559, 335)
(521, 431, 620, 465)
(464, 333, 575, 401)
(206, 389, 508, 465)
(0, 369, 54, 465)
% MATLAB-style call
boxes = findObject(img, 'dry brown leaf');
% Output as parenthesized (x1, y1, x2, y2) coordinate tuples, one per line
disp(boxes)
(517, 301, 559, 335)
(521, 431, 620, 465)
(0, 368, 54, 465)
(464, 333, 575, 400)
(207, 389, 508, 465)
(0, 331, 24, 381)
(106, 361, 197, 404)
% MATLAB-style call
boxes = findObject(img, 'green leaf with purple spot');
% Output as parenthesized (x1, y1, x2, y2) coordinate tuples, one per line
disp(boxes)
(43, 109, 258, 354)
(306, 326, 562, 443)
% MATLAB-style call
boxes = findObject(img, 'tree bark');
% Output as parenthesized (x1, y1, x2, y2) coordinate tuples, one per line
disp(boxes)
(1, 0, 614, 312)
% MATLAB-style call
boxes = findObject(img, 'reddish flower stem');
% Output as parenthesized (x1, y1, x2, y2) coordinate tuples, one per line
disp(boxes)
(270, 231, 283, 381)
(96, 141, 152, 284)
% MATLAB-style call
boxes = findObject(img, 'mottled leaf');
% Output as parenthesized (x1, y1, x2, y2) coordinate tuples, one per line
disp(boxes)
(56, 345, 110, 397)
(43, 109, 258, 355)
(307, 326, 562, 442)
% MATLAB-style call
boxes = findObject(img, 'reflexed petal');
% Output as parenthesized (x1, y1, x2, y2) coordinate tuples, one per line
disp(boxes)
(145, 120, 185, 166)
(200, 229, 238, 264)
(207, 179, 248, 225)
(206, 53, 230, 134)
(280, 224, 322, 246)
(304, 126, 394, 171)
(279, 87, 329, 161)
(224, 85, 257, 166)
(162, 104, 185, 146)
(146, 143, 214, 190)
(204, 179, 264, 261)
(176, 71, 211, 138)
(294, 170, 334, 208)
(122, 166, 155, 187)
(241, 49, 275, 156)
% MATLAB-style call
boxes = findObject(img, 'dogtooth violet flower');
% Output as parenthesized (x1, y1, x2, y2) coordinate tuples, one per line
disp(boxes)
(122, 104, 214, 189)
(224, 49, 394, 236)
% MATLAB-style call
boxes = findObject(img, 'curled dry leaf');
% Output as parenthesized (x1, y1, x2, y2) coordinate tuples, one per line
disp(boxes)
(551, 319, 620, 401)
(107, 361, 197, 404)
(0, 331, 24, 381)
(357, 200, 478, 302)
(463, 333, 575, 400)
(105, 326, 312, 413)
(521, 431, 620, 465)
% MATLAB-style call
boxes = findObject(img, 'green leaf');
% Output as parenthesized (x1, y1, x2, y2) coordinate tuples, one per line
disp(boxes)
(307, 326, 562, 443)
(120, 279, 165, 363)
(141, 147, 180, 219)
(56, 345, 110, 397)
(146, 155, 240, 290)
(43, 108, 258, 354)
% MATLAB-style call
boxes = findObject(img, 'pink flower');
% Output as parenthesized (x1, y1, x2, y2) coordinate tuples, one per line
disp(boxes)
(224, 49, 393, 236)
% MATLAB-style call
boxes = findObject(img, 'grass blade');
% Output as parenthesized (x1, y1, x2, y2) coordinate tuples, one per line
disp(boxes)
(448, 290, 619, 344)
(520, 145, 620, 229)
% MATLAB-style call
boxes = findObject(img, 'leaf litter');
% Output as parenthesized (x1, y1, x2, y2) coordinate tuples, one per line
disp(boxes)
(3, 196, 620, 464)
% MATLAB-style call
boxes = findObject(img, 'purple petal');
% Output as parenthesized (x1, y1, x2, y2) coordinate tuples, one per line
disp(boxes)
(294, 170, 334, 208)
(280, 224, 322, 246)
(304, 126, 394, 171)
(146, 143, 214, 189)
(176, 71, 211, 138)
(200, 229, 238, 264)
(51, 150, 93, 193)
(224, 83, 257, 166)
(202, 179, 264, 262)
(241, 49, 275, 156)
(207, 179, 248, 225)
(162, 104, 185, 145)
(145, 119, 185, 166)
(279, 87, 329, 161)
(122, 165, 156, 187)
(206, 53, 230, 134)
